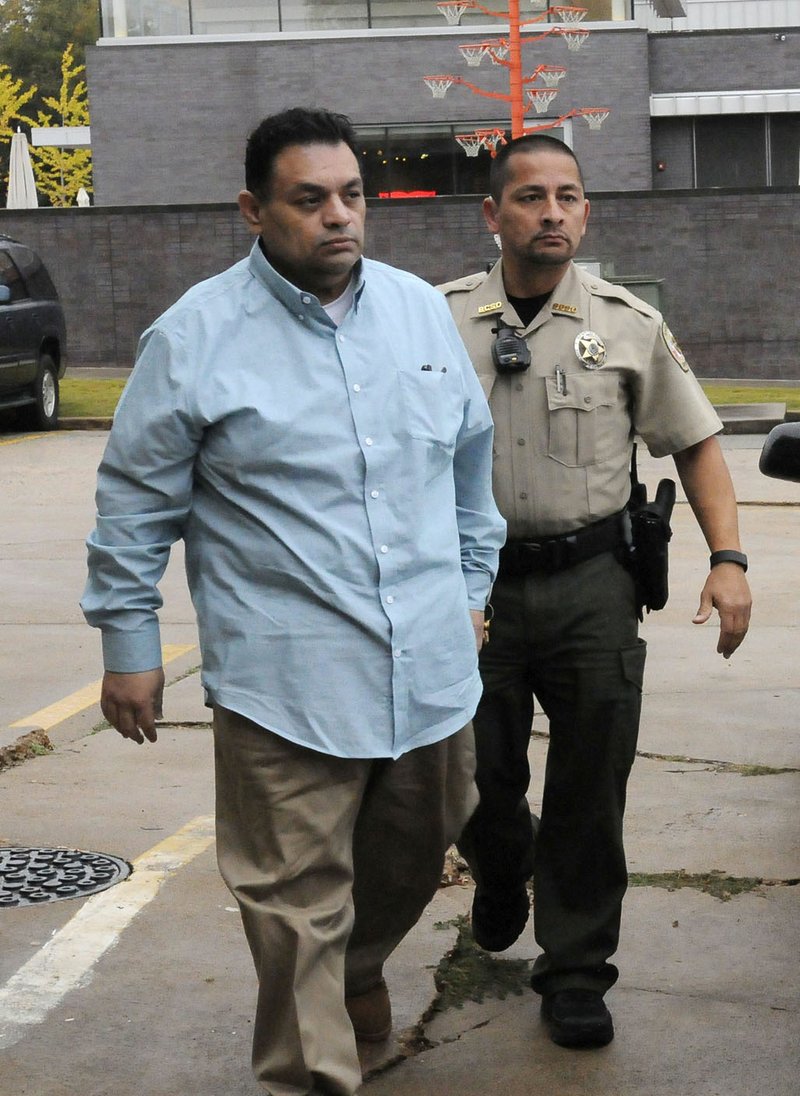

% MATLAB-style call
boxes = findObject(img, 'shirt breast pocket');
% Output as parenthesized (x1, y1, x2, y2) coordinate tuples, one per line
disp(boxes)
(544, 371, 625, 468)
(397, 369, 462, 453)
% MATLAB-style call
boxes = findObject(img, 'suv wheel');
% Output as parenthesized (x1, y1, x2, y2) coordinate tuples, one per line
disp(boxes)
(27, 354, 60, 430)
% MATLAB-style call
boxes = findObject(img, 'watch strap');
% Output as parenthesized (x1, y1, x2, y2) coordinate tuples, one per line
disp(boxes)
(709, 550, 748, 572)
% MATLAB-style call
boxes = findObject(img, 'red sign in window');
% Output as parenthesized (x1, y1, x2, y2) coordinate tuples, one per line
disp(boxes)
(378, 190, 437, 199)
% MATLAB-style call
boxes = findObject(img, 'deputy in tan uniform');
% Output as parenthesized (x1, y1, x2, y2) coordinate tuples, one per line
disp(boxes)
(439, 134, 752, 1050)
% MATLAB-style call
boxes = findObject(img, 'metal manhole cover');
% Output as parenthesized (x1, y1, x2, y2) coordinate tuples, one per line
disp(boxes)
(0, 847, 132, 909)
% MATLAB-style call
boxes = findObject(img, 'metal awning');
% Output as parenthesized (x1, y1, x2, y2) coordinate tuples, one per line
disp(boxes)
(651, 88, 800, 116)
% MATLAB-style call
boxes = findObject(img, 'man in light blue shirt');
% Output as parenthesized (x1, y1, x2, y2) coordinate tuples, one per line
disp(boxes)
(82, 108, 505, 1096)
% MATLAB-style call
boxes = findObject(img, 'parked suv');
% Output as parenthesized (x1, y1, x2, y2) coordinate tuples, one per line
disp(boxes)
(0, 235, 67, 429)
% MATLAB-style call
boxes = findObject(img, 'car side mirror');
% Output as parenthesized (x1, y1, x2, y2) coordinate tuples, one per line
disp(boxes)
(759, 422, 800, 483)
(0, 284, 11, 304)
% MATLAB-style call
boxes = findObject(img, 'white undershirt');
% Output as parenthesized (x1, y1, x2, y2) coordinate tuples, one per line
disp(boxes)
(322, 278, 355, 326)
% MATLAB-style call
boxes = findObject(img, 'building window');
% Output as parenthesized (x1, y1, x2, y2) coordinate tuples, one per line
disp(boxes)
(692, 114, 799, 188)
(357, 122, 568, 197)
(695, 116, 767, 188)
(100, 1, 631, 37)
(770, 114, 800, 186)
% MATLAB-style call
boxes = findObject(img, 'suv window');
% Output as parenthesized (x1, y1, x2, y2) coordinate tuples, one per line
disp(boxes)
(0, 249, 30, 303)
(12, 243, 58, 300)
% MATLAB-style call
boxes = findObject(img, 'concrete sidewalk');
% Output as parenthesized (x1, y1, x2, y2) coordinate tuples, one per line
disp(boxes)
(1, 435, 797, 1095)
(360, 438, 800, 1095)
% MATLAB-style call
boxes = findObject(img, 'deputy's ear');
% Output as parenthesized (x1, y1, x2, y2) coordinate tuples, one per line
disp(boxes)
(483, 195, 500, 233)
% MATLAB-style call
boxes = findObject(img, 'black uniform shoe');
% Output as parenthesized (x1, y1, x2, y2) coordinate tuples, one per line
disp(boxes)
(541, 989, 614, 1048)
(470, 883, 530, 952)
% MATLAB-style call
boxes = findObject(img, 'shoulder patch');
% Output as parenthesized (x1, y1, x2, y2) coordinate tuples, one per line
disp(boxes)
(662, 322, 689, 371)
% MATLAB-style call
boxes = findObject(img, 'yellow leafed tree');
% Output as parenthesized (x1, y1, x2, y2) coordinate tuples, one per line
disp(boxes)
(29, 43, 92, 207)
(0, 63, 37, 201)
(0, 63, 37, 139)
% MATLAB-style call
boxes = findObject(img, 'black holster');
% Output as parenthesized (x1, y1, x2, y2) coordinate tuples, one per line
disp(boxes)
(620, 444, 676, 619)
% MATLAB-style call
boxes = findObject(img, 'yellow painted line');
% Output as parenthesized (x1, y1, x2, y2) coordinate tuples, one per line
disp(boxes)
(9, 644, 197, 730)
(0, 433, 47, 446)
(0, 815, 215, 1049)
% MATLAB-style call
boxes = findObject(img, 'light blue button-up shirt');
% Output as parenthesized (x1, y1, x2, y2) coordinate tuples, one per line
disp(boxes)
(82, 242, 505, 759)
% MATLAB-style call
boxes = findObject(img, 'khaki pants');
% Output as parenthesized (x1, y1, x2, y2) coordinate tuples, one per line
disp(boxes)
(213, 707, 477, 1096)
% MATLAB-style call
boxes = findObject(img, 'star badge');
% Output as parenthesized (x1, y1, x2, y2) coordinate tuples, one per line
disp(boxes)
(574, 330, 606, 369)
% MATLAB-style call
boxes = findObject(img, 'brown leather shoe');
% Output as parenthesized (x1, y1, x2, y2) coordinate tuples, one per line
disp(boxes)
(345, 979, 392, 1042)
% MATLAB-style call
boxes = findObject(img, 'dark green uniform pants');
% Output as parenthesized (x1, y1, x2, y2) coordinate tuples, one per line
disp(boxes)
(460, 551, 647, 995)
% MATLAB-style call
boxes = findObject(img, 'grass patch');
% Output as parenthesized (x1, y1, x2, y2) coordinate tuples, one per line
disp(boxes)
(635, 749, 800, 776)
(58, 377, 800, 420)
(628, 869, 763, 901)
(0, 730, 54, 771)
(60, 377, 127, 417)
(734, 763, 800, 776)
(427, 915, 530, 1014)
(700, 384, 800, 411)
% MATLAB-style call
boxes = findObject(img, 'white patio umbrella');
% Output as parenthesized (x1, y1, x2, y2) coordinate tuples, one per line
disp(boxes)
(6, 128, 38, 209)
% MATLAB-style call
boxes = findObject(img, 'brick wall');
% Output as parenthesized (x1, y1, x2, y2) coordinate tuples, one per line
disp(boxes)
(85, 29, 652, 204)
(1, 189, 797, 378)
(649, 29, 800, 94)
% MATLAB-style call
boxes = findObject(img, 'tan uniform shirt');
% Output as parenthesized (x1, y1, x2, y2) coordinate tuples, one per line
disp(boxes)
(439, 260, 722, 539)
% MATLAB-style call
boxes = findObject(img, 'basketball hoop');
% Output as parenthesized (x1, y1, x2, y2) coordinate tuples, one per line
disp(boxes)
(424, 75, 455, 98)
(486, 40, 509, 63)
(582, 109, 610, 130)
(476, 128, 507, 154)
(527, 88, 558, 113)
(437, 1, 472, 25)
(552, 5, 588, 22)
(459, 43, 487, 67)
(560, 26, 590, 51)
(538, 65, 567, 87)
(455, 133, 486, 157)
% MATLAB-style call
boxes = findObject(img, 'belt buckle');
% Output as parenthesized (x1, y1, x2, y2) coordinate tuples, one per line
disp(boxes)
(541, 535, 577, 571)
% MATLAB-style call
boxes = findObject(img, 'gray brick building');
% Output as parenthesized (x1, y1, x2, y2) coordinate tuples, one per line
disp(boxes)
(2, 1, 798, 375)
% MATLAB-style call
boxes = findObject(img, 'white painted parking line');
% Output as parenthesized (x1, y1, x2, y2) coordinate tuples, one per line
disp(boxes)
(9, 644, 197, 730)
(0, 815, 215, 1049)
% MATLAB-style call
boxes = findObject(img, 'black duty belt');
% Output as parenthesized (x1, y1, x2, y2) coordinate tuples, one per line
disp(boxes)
(498, 511, 625, 578)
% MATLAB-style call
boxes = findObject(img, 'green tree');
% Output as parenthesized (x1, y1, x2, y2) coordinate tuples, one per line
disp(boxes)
(29, 44, 92, 207)
(0, 1, 99, 110)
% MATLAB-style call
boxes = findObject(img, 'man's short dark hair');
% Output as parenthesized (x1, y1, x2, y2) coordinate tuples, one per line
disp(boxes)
(489, 134, 585, 202)
(245, 107, 360, 198)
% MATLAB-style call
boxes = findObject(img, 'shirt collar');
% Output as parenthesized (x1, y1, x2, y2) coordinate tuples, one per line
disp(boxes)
(471, 259, 586, 326)
(248, 238, 366, 316)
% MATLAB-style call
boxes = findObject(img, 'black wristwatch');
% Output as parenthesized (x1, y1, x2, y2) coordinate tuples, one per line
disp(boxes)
(709, 550, 748, 573)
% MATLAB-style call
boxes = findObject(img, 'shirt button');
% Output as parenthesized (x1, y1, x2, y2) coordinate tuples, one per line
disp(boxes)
(516, 382, 524, 391)
(380, 545, 389, 554)
(393, 648, 402, 658)
(338, 334, 346, 342)
(516, 438, 526, 446)
(370, 490, 380, 499)
(301, 295, 312, 304)
(386, 595, 395, 604)
(519, 491, 528, 500)
(584, 396, 593, 404)
(365, 437, 373, 446)
(353, 383, 361, 392)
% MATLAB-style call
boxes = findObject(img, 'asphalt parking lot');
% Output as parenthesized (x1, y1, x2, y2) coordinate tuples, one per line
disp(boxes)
(0, 428, 798, 1096)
